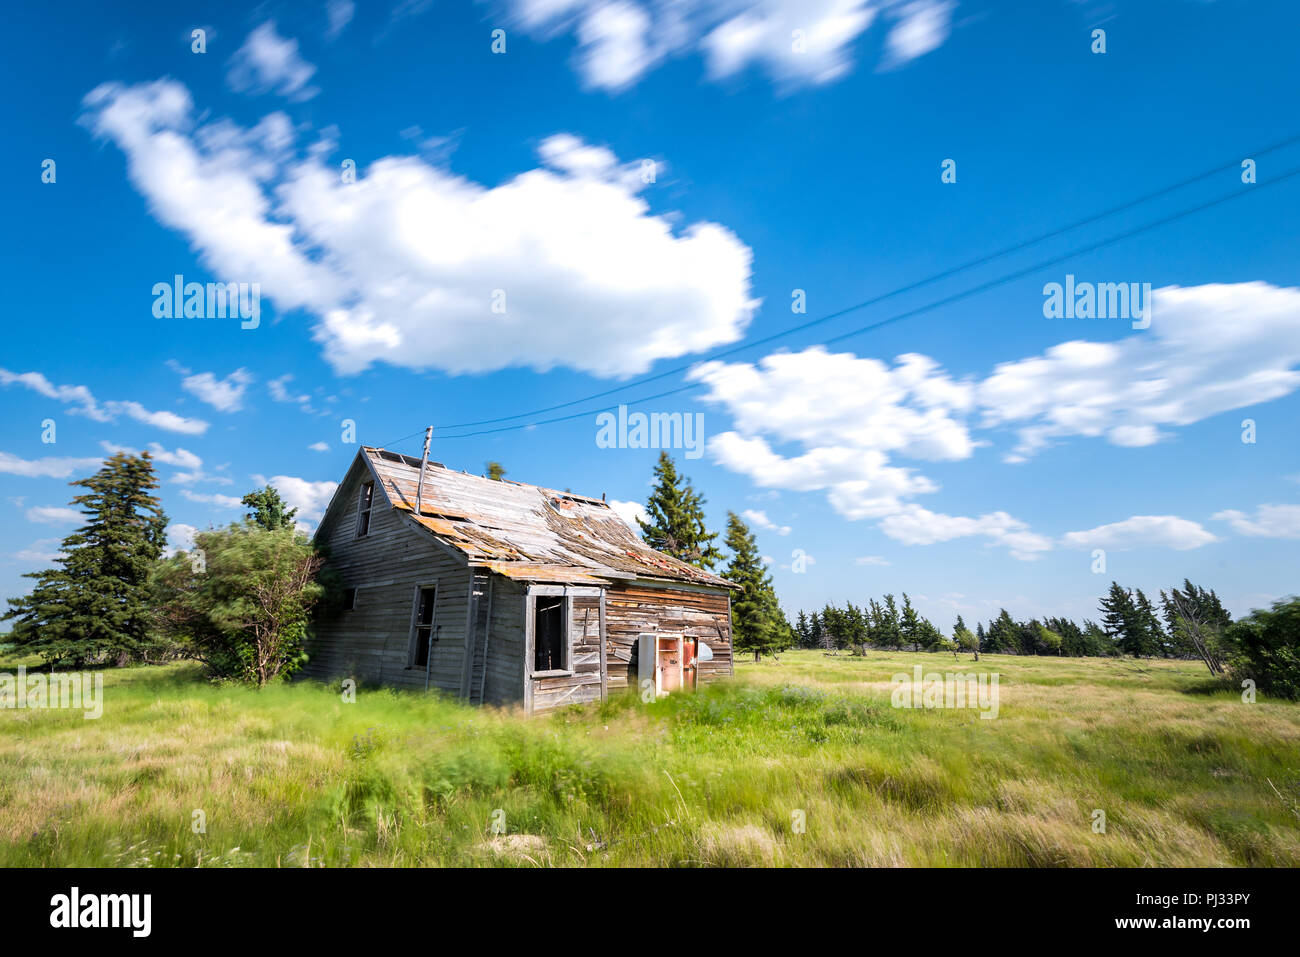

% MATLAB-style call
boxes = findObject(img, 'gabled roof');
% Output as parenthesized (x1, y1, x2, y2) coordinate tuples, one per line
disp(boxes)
(339, 447, 734, 590)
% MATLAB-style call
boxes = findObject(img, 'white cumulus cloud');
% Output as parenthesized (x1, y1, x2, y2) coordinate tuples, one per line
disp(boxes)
(1060, 515, 1218, 552)
(1212, 504, 1300, 539)
(80, 79, 757, 379)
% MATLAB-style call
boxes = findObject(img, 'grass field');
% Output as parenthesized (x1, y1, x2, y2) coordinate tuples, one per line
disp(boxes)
(1, 649, 1297, 867)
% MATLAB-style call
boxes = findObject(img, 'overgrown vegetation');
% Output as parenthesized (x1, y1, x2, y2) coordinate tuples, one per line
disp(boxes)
(1, 649, 1296, 867)
(3, 460, 331, 685)
(151, 525, 328, 685)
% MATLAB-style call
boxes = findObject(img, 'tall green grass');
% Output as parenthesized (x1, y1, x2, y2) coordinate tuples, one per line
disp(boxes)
(0, 650, 1296, 866)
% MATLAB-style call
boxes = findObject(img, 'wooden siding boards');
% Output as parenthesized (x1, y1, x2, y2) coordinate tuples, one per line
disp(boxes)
(304, 459, 470, 694)
(603, 581, 734, 693)
(481, 575, 526, 708)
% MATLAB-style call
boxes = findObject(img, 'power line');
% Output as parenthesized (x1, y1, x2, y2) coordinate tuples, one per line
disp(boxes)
(421, 132, 1300, 435)
(420, 164, 1300, 442)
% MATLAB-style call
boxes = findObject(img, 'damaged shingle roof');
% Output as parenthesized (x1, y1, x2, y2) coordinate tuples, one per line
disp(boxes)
(360, 447, 735, 589)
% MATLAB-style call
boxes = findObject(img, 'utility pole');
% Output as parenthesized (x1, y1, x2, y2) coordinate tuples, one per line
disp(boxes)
(415, 426, 432, 514)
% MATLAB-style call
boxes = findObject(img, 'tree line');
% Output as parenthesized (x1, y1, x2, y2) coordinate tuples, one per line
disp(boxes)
(794, 581, 1232, 660)
(4, 450, 1297, 700)
(793, 579, 1300, 699)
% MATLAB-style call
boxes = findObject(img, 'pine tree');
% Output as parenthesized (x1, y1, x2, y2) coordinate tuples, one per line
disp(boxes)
(722, 512, 784, 661)
(1100, 582, 1151, 657)
(900, 593, 923, 651)
(986, 609, 1017, 654)
(485, 462, 506, 481)
(795, 610, 811, 648)
(4, 453, 168, 666)
(1161, 580, 1231, 672)
(241, 484, 299, 530)
(638, 452, 721, 569)
(876, 594, 902, 649)
(1133, 588, 1165, 657)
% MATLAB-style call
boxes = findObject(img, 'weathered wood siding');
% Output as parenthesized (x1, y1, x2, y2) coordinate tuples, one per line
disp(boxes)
(304, 463, 471, 694)
(603, 582, 733, 693)
(480, 575, 526, 707)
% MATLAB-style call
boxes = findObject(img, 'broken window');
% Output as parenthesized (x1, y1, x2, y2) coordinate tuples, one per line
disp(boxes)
(356, 481, 374, 537)
(410, 586, 436, 668)
(533, 595, 568, 673)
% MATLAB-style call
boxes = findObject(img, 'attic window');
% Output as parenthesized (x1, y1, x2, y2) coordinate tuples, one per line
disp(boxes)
(533, 596, 569, 674)
(356, 481, 374, 537)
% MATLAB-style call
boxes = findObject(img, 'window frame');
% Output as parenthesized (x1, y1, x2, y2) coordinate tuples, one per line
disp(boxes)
(407, 582, 439, 669)
(528, 588, 573, 678)
(355, 480, 375, 538)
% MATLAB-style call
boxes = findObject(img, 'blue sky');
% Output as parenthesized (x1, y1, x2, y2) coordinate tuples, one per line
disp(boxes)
(2, 0, 1298, 631)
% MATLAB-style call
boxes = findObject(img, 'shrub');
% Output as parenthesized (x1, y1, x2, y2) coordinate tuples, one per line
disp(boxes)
(151, 525, 327, 685)
(1223, 597, 1300, 700)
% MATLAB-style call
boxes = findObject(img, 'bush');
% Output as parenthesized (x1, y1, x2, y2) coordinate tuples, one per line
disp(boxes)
(151, 525, 328, 685)
(1223, 597, 1300, 700)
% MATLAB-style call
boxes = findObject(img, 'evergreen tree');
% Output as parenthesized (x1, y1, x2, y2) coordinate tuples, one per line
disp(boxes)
(722, 512, 785, 661)
(844, 601, 869, 652)
(1161, 580, 1232, 666)
(1133, 588, 1166, 657)
(241, 484, 299, 530)
(985, 609, 1018, 654)
(638, 452, 721, 569)
(1099, 582, 1134, 651)
(900, 593, 923, 651)
(3, 453, 168, 666)
(795, 610, 811, 648)
(877, 594, 903, 649)
(1099, 582, 1159, 657)
(485, 462, 506, 481)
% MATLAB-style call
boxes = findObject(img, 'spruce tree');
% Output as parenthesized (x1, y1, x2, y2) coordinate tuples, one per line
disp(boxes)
(638, 452, 721, 569)
(241, 484, 298, 530)
(809, 611, 824, 650)
(4, 452, 168, 666)
(1099, 582, 1156, 657)
(900, 593, 923, 651)
(1133, 588, 1166, 657)
(722, 511, 784, 661)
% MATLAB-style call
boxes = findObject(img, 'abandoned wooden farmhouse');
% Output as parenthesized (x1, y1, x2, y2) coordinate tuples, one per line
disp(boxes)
(303, 447, 736, 713)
